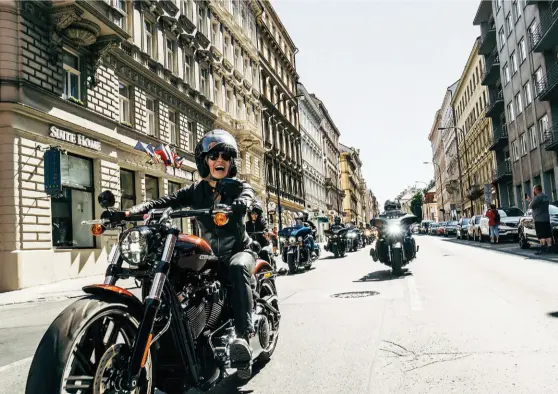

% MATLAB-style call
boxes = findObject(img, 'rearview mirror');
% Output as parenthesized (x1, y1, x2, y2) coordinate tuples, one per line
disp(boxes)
(98, 190, 116, 209)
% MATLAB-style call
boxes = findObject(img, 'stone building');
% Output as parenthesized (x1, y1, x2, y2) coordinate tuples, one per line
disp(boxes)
(428, 110, 447, 220)
(208, 0, 266, 203)
(0, 0, 217, 291)
(452, 37, 496, 216)
(339, 144, 364, 225)
(257, 0, 303, 228)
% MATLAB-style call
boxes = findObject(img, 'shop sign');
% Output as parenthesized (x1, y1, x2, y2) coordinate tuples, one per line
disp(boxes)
(44, 148, 62, 196)
(166, 166, 194, 181)
(49, 125, 102, 151)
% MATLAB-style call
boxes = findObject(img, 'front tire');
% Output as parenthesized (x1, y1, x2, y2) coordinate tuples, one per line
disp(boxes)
(287, 254, 297, 275)
(391, 248, 403, 276)
(26, 296, 151, 394)
(519, 230, 530, 249)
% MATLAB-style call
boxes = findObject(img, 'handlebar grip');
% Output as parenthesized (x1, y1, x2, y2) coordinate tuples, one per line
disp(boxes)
(128, 214, 146, 222)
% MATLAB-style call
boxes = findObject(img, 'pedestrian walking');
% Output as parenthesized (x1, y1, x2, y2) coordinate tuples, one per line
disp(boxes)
(527, 184, 552, 255)
(485, 204, 500, 244)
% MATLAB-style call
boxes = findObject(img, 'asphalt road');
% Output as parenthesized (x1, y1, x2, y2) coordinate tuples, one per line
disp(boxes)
(3, 236, 558, 393)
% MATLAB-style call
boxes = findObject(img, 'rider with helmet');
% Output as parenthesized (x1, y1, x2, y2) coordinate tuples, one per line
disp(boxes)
(331, 216, 345, 231)
(123, 129, 255, 375)
(246, 201, 269, 248)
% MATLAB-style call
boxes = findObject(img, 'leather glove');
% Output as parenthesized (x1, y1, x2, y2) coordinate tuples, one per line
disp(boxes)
(232, 198, 248, 215)
(101, 210, 127, 223)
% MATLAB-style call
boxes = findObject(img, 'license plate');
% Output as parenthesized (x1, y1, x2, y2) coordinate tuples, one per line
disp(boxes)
(333, 242, 337, 245)
(287, 250, 295, 254)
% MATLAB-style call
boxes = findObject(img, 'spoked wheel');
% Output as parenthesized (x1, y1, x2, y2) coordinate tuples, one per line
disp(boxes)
(26, 297, 152, 394)
(256, 280, 280, 363)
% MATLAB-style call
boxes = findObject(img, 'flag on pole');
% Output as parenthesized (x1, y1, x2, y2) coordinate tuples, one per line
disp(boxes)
(154, 144, 173, 166)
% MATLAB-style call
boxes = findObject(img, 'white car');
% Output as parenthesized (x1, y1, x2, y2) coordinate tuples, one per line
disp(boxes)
(478, 207, 524, 242)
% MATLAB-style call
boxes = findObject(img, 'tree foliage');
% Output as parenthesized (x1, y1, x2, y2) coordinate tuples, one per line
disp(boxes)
(411, 191, 423, 220)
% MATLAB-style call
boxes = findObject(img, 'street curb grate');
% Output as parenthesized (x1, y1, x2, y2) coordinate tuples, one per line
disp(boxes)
(331, 291, 379, 298)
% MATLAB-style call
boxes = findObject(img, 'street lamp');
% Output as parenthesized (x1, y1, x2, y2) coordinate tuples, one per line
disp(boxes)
(424, 161, 445, 221)
(438, 126, 473, 216)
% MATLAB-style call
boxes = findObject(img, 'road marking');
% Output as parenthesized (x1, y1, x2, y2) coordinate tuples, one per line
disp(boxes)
(0, 357, 33, 373)
(407, 276, 424, 311)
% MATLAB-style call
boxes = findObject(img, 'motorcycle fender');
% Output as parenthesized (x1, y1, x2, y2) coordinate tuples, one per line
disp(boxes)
(287, 248, 295, 254)
(392, 242, 402, 249)
(254, 260, 274, 275)
(82, 284, 143, 316)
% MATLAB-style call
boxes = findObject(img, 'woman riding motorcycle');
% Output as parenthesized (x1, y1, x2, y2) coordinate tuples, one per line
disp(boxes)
(121, 129, 255, 370)
(246, 202, 269, 249)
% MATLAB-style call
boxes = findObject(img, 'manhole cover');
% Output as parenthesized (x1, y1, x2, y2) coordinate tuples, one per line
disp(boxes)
(331, 291, 379, 298)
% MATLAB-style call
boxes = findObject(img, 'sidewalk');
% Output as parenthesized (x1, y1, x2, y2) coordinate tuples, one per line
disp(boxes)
(0, 275, 138, 307)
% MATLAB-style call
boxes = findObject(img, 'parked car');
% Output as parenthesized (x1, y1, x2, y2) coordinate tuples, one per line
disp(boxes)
(419, 220, 434, 234)
(518, 202, 558, 249)
(456, 217, 470, 239)
(437, 222, 447, 236)
(478, 207, 523, 242)
(444, 220, 458, 237)
(429, 223, 439, 235)
(467, 215, 482, 241)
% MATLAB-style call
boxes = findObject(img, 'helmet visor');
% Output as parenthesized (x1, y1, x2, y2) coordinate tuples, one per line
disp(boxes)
(199, 131, 238, 156)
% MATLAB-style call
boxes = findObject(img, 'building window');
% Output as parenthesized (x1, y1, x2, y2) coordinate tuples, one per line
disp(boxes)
(513, 141, 520, 160)
(503, 63, 510, 84)
(511, 52, 518, 74)
(235, 48, 242, 71)
(534, 67, 543, 95)
(110, 0, 127, 31)
(498, 28, 505, 49)
(119, 83, 130, 124)
(144, 19, 154, 57)
(169, 181, 185, 230)
(518, 37, 526, 62)
(538, 114, 549, 143)
(197, 5, 207, 36)
(226, 89, 232, 113)
(145, 175, 159, 200)
(146, 96, 156, 136)
(214, 80, 221, 107)
(513, 0, 522, 21)
(529, 125, 537, 150)
(62, 50, 80, 100)
(200, 68, 208, 96)
(507, 101, 515, 121)
(524, 81, 533, 105)
(166, 38, 175, 73)
(211, 23, 219, 47)
(224, 36, 232, 62)
(52, 154, 94, 248)
(184, 54, 193, 84)
(520, 133, 527, 155)
(120, 169, 136, 210)
(505, 12, 513, 35)
(169, 110, 179, 146)
(515, 92, 523, 114)
(183, 0, 193, 19)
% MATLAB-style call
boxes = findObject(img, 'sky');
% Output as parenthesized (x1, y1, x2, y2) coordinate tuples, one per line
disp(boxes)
(271, 0, 481, 206)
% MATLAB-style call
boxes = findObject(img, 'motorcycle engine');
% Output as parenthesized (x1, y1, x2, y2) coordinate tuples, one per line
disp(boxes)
(177, 276, 225, 339)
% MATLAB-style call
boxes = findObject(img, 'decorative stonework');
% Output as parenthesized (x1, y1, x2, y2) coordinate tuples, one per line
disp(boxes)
(64, 20, 101, 46)
(223, 59, 234, 72)
(51, 4, 84, 30)
(160, 0, 179, 16)
(195, 31, 211, 49)
(178, 15, 196, 34)
(88, 35, 122, 88)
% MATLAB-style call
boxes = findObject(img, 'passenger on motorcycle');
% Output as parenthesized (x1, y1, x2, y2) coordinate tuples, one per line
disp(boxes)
(246, 202, 269, 248)
(295, 212, 317, 258)
(123, 129, 255, 369)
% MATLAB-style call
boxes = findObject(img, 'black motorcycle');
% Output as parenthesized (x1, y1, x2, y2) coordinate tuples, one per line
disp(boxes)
(363, 229, 374, 245)
(346, 228, 361, 252)
(370, 214, 419, 275)
(324, 227, 348, 258)
(26, 186, 281, 394)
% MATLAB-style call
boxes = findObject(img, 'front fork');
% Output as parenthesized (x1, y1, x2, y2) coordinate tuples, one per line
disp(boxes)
(103, 229, 180, 391)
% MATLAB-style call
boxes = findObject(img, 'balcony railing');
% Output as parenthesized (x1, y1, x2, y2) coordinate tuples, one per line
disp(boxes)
(478, 18, 496, 55)
(531, 1, 558, 52)
(535, 60, 558, 101)
(485, 88, 505, 118)
(493, 161, 512, 182)
(544, 123, 558, 151)
(481, 50, 500, 86)
(489, 124, 508, 151)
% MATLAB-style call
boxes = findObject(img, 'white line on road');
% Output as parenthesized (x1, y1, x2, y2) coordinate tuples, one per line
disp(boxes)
(407, 276, 424, 311)
(0, 357, 33, 374)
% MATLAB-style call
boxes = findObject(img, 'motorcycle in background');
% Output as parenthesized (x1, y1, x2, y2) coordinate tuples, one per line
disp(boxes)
(278, 225, 319, 274)
(363, 229, 374, 245)
(324, 227, 348, 258)
(25, 185, 281, 394)
(346, 228, 361, 252)
(370, 213, 419, 275)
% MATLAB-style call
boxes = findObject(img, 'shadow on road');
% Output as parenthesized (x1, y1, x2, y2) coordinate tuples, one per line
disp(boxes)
(547, 312, 558, 318)
(203, 359, 270, 394)
(354, 269, 412, 283)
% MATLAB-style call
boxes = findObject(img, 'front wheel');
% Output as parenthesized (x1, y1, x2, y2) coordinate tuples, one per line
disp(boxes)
(26, 296, 151, 394)
(287, 254, 297, 275)
(391, 248, 403, 276)
(519, 230, 530, 249)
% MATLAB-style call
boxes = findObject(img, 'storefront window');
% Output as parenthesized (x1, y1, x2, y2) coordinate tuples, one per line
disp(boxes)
(145, 176, 159, 200)
(169, 181, 188, 232)
(52, 154, 94, 248)
(121, 169, 136, 210)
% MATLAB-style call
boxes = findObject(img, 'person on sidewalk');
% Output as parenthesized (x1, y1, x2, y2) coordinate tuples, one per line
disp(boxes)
(528, 184, 552, 255)
(485, 204, 500, 244)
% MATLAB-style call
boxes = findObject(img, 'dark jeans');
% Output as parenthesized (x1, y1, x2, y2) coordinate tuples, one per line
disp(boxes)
(226, 251, 256, 335)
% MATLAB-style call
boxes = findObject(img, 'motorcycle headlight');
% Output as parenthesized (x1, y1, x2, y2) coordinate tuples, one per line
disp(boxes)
(279, 236, 286, 243)
(365, 230, 371, 236)
(348, 233, 355, 238)
(387, 225, 402, 235)
(120, 229, 148, 265)
(297, 236, 303, 241)
(289, 236, 296, 244)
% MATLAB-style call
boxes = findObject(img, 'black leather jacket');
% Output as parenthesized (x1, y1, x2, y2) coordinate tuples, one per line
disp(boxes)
(330, 224, 345, 232)
(128, 179, 255, 260)
(246, 217, 269, 247)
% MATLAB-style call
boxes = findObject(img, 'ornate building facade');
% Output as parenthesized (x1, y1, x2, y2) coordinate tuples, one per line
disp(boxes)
(440, 80, 460, 219)
(340, 144, 364, 225)
(313, 95, 343, 222)
(208, 0, 266, 203)
(297, 83, 328, 238)
(428, 110, 447, 220)
(257, 0, 303, 228)
(452, 37, 495, 216)
(0, 0, 216, 290)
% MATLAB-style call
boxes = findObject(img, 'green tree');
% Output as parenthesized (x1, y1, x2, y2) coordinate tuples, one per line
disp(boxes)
(411, 191, 423, 220)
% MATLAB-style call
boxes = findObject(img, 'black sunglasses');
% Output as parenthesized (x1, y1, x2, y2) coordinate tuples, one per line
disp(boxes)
(207, 151, 232, 161)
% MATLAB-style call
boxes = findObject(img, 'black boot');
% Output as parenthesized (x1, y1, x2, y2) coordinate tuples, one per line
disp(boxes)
(536, 245, 547, 255)
(231, 332, 253, 380)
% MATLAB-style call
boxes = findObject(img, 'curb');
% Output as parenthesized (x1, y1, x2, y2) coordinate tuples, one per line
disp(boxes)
(0, 285, 140, 307)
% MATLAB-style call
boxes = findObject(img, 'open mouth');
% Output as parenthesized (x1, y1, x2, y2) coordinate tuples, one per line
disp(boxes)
(215, 165, 225, 172)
